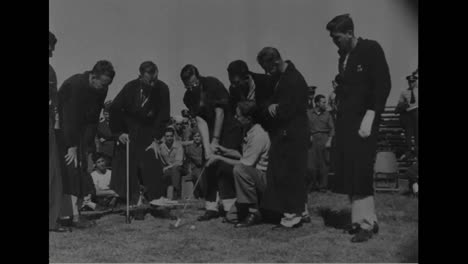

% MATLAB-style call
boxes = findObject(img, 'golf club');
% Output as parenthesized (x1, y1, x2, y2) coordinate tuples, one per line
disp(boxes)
(125, 140, 131, 224)
(169, 166, 206, 229)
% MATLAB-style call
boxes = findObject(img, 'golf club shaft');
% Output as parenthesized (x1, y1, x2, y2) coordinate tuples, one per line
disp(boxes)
(180, 165, 206, 215)
(126, 140, 130, 223)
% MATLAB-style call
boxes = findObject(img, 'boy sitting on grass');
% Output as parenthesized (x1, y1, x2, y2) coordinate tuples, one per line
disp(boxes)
(89, 152, 119, 209)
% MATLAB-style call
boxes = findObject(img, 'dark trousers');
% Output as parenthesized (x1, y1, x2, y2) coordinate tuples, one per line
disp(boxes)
(401, 108, 418, 155)
(307, 133, 330, 189)
(233, 164, 267, 209)
(205, 161, 236, 201)
(162, 166, 183, 194)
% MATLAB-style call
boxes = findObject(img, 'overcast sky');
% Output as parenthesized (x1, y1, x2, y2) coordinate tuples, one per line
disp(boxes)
(50, 0, 418, 116)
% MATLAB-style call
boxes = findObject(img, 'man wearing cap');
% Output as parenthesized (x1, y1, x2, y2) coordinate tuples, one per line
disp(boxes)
(326, 14, 391, 242)
(397, 74, 419, 156)
(180, 64, 243, 221)
(226, 60, 274, 132)
(58, 60, 116, 228)
(307, 94, 335, 191)
(109, 61, 171, 207)
(307, 86, 317, 109)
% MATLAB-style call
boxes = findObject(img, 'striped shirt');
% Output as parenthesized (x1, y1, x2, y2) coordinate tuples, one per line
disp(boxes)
(240, 124, 270, 172)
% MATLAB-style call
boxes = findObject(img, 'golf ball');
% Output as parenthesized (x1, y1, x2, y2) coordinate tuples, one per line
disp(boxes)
(190, 225, 195, 230)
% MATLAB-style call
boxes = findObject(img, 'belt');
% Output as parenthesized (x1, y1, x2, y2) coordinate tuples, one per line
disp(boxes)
(311, 131, 330, 135)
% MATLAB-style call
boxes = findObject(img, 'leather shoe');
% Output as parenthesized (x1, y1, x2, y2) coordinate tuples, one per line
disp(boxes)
(222, 217, 240, 224)
(346, 223, 361, 235)
(351, 228, 373, 243)
(234, 213, 261, 228)
(49, 225, 71, 233)
(301, 215, 311, 223)
(347, 222, 379, 235)
(197, 210, 219, 221)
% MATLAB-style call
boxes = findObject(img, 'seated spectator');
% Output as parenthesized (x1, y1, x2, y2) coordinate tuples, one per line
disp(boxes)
(88, 152, 118, 209)
(183, 131, 206, 198)
(160, 127, 185, 200)
(206, 100, 270, 228)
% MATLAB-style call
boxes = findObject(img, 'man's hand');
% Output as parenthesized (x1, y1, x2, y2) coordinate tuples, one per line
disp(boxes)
(163, 166, 171, 173)
(206, 154, 220, 167)
(118, 133, 129, 144)
(65, 146, 78, 167)
(145, 140, 161, 160)
(325, 138, 332, 148)
(310, 135, 314, 143)
(358, 111, 375, 138)
(268, 104, 279, 118)
(210, 138, 220, 153)
(214, 144, 228, 155)
(99, 137, 106, 143)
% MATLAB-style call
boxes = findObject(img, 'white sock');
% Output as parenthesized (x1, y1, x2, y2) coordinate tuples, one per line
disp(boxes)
(205, 201, 218, 211)
(221, 198, 236, 212)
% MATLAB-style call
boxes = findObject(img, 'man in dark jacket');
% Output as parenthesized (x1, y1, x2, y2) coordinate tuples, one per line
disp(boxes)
(49, 31, 69, 232)
(109, 61, 171, 206)
(180, 64, 243, 222)
(58, 60, 116, 228)
(326, 14, 391, 242)
(226, 60, 274, 132)
(256, 47, 309, 229)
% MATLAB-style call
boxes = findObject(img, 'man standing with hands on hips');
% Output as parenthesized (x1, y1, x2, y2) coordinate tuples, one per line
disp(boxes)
(326, 14, 391, 242)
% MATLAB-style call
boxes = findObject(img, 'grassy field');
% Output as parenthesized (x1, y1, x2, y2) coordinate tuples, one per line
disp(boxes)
(49, 191, 418, 263)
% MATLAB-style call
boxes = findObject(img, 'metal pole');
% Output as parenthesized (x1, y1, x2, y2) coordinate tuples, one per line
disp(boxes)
(126, 140, 130, 223)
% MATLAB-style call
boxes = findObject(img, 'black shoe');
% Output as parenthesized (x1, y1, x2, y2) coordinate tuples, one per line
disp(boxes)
(197, 210, 219, 221)
(372, 222, 379, 234)
(346, 223, 361, 235)
(222, 217, 240, 224)
(235, 213, 262, 228)
(301, 215, 311, 223)
(347, 222, 378, 235)
(351, 228, 373, 243)
(80, 205, 94, 212)
(49, 225, 71, 233)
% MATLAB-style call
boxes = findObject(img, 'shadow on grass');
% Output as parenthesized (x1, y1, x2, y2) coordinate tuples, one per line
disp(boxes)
(316, 207, 352, 230)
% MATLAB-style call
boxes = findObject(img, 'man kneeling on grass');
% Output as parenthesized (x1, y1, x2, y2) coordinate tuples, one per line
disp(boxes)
(206, 100, 270, 228)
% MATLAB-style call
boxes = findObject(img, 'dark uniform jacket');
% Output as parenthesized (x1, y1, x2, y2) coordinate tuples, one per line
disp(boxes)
(261, 61, 309, 215)
(109, 78, 170, 202)
(331, 38, 391, 196)
(57, 71, 107, 196)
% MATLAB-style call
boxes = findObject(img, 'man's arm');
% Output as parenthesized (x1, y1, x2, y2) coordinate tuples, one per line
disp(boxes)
(152, 83, 171, 141)
(213, 155, 241, 167)
(196, 116, 212, 159)
(109, 82, 130, 136)
(366, 41, 392, 116)
(59, 78, 81, 148)
(326, 112, 335, 147)
(212, 107, 224, 145)
(215, 145, 242, 159)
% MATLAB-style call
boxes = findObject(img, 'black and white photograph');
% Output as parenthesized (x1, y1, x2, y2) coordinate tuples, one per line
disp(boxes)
(49, 0, 419, 262)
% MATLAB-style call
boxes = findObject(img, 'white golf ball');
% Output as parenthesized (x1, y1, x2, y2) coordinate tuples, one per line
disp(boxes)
(190, 225, 196, 230)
